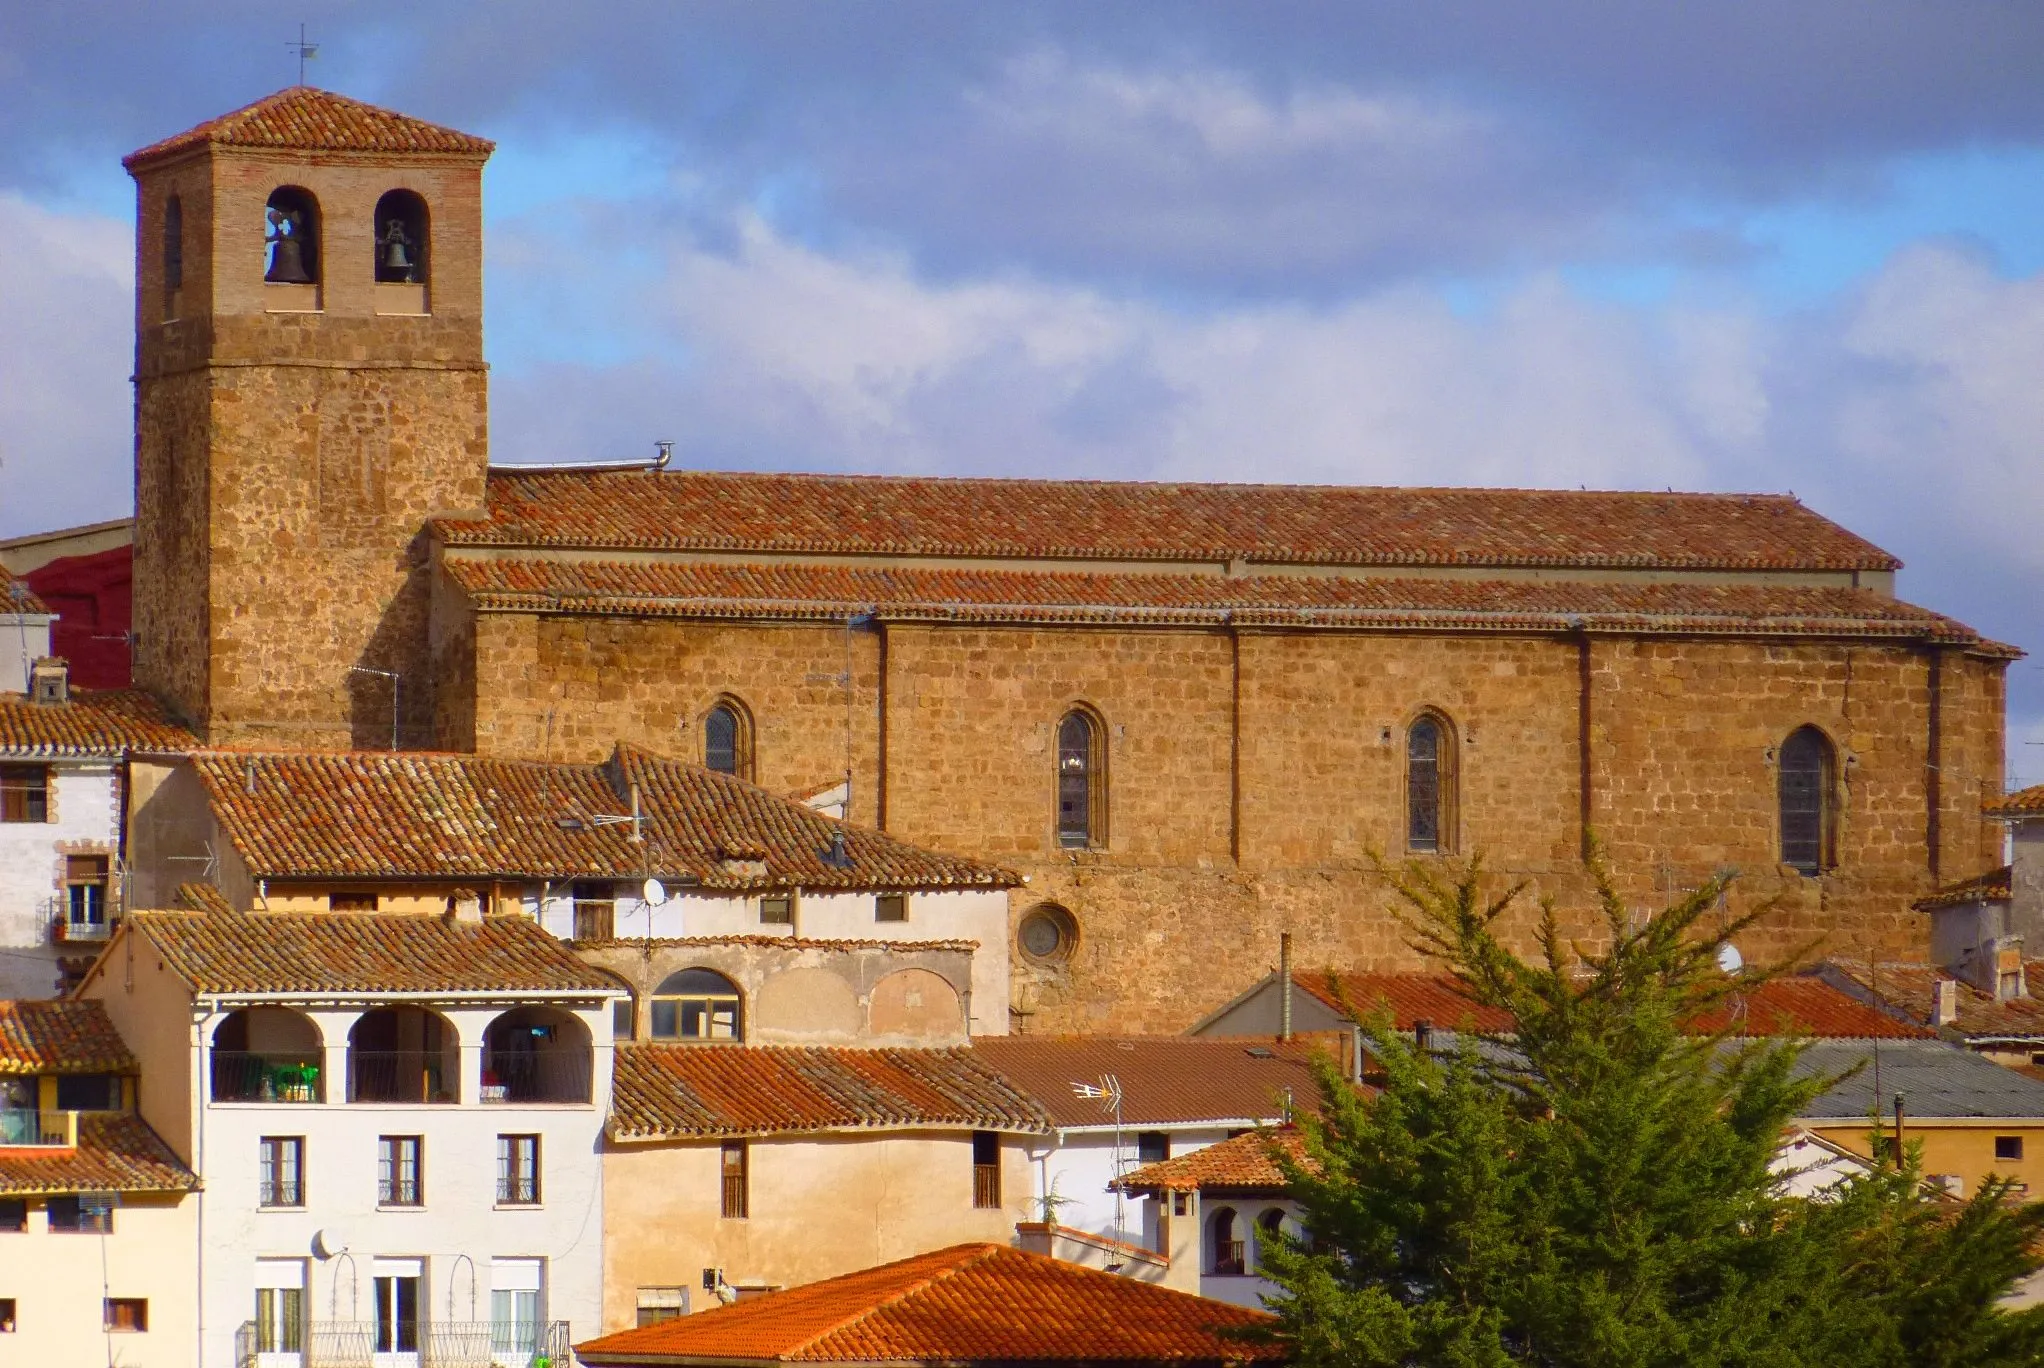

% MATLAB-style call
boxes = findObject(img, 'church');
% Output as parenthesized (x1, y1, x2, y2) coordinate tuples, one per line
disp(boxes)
(121, 87, 2013, 1032)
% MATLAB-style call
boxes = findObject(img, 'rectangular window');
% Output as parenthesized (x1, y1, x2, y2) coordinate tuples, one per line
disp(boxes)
(47, 1195, 113, 1233)
(259, 1136, 304, 1207)
(328, 891, 378, 911)
(972, 1130, 1001, 1209)
(875, 893, 908, 923)
(759, 894, 793, 926)
(104, 1298, 147, 1332)
(1996, 1135, 2025, 1162)
(1137, 1131, 1170, 1164)
(0, 1200, 25, 1232)
(374, 1270, 420, 1355)
(637, 1286, 689, 1327)
(0, 765, 48, 823)
(377, 1135, 423, 1206)
(721, 1141, 749, 1219)
(54, 1074, 121, 1112)
(0, 1297, 13, 1332)
(490, 1258, 545, 1361)
(65, 856, 109, 931)
(255, 1260, 306, 1355)
(613, 997, 634, 1039)
(573, 881, 616, 941)
(497, 1134, 541, 1205)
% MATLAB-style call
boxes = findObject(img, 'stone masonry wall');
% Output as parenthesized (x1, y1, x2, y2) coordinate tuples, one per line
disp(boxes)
(456, 606, 2007, 1032)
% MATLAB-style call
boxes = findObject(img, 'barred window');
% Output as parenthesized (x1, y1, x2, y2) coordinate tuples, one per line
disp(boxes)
(259, 1136, 304, 1207)
(1778, 726, 1836, 875)
(721, 1141, 749, 1219)
(377, 1135, 422, 1206)
(497, 1134, 540, 1205)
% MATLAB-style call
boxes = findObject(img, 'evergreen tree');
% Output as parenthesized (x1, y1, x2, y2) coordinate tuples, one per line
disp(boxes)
(1257, 855, 2044, 1368)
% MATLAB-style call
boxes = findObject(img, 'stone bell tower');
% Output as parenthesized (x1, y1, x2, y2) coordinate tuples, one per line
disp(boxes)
(124, 87, 493, 747)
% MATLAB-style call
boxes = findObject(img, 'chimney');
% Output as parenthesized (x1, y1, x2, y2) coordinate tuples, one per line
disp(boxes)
(447, 888, 483, 924)
(1932, 977, 1960, 1027)
(1414, 1019, 1434, 1053)
(28, 656, 67, 704)
(1278, 932, 1293, 1042)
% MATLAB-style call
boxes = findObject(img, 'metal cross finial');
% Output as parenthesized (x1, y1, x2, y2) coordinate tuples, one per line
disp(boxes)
(288, 23, 319, 86)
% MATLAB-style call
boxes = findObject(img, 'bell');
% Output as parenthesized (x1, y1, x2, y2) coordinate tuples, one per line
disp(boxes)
(265, 209, 312, 284)
(384, 238, 413, 273)
(379, 219, 415, 282)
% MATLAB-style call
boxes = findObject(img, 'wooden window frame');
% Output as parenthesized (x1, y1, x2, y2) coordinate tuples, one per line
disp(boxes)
(258, 1136, 305, 1208)
(572, 881, 617, 942)
(971, 1130, 1001, 1209)
(103, 1298, 148, 1333)
(721, 1141, 749, 1219)
(377, 1134, 423, 1207)
(0, 765, 49, 823)
(497, 1133, 542, 1205)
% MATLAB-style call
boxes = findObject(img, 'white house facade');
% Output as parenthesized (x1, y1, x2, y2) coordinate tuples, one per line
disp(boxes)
(81, 909, 625, 1368)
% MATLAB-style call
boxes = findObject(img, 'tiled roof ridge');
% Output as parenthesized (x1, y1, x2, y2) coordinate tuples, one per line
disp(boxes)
(0, 688, 199, 757)
(442, 556, 1998, 649)
(2, 566, 51, 616)
(1913, 865, 2014, 912)
(1986, 784, 2044, 818)
(799, 1244, 1003, 1355)
(125, 85, 494, 168)
(1118, 1126, 1307, 1193)
(446, 467, 1903, 572)
(574, 934, 980, 952)
(0, 999, 139, 1076)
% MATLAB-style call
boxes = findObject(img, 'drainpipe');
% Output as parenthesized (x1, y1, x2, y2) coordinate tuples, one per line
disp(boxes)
(1278, 933, 1293, 1043)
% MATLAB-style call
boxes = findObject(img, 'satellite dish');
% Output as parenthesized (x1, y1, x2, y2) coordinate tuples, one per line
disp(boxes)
(1716, 943, 1744, 976)
(642, 878, 668, 907)
(313, 1227, 348, 1259)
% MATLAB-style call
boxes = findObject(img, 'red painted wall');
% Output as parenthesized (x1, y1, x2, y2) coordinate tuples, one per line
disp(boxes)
(25, 545, 132, 688)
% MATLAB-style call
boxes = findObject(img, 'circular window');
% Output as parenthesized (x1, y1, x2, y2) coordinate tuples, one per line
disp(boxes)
(1017, 904, 1077, 963)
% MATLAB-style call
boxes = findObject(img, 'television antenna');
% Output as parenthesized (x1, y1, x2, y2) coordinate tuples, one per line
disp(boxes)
(1070, 1074, 1129, 1263)
(288, 24, 319, 86)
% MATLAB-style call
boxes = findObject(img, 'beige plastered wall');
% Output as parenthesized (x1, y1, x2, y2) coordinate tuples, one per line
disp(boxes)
(1804, 1119, 2044, 1201)
(0, 1191, 196, 1368)
(599, 1129, 1034, 1331)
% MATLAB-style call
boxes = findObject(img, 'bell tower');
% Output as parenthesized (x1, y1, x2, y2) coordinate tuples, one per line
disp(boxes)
(124, 87, 493, 747)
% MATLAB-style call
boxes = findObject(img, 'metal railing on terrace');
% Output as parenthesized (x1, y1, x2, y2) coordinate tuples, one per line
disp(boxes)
(234, 1317, 571, 1368)
(479, 1049, 593, 1104)
(211, 1052, 325, 1103)
(0, 1108, 78, 1147)
(348, 1051, 459, 1104)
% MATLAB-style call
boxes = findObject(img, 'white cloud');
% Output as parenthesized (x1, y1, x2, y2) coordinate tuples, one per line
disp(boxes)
(0, 194, 132, 537)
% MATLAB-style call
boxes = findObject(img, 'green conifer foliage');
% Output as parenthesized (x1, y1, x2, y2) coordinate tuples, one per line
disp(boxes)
(1257, 854, 2044, 1368)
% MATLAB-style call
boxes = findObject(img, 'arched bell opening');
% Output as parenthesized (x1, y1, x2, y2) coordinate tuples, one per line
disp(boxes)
(373, 189, 429, 284)
(263, 186, 320, 285)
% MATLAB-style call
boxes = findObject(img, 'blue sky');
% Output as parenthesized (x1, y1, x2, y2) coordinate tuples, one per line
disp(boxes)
(2, 2, 2042, 783)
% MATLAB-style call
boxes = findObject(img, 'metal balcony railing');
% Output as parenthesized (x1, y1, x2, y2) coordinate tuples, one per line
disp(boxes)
(51, 913, 115, 944)
(211, 1052, 324, 1103)
(478, 1049, 593, 1104)
(348, 1051, 458, 1104)
(0, 1108, 77, 1147)
(235, 1318, 572, 1367)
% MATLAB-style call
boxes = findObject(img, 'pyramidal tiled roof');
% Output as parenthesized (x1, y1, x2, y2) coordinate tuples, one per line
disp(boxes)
(573, 1243, 1280, 1365)
(1117, 1127, 1308, 1194)
(125, 86, 493, 168)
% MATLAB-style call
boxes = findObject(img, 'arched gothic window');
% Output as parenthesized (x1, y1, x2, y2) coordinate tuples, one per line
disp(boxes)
(1779, 725, 1836, 876)
(1208, 1206, 1245, 1275)
(650, 968, 742, 1042)
(703, 699, 753, 779)
(1406, 712, 1458, 854)
(263, 186, 320, 284)
(1056, 709, 1105, 849)
(373, 189, 429, 284)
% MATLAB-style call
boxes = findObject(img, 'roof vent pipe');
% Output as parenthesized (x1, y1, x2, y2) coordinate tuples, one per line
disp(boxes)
(1278, 932, 1293, 1043)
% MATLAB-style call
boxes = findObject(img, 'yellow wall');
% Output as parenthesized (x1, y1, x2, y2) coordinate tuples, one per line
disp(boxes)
(1804, 1120, 2044, 1200)
(79, 927, 198, 1163)
(0, 1191, 196, 1368)
(600, 1130, 1033, 1331)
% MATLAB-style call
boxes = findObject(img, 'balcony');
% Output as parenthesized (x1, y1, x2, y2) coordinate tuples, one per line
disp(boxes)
(349, 1051, 457, 1105)
(235, 1318, 571, 1368)
(480, 1048, 592, 1105)
(51, 914, 114, 944)
(0, 1108, 77, 1147)
(212, 1052, 324, 1104)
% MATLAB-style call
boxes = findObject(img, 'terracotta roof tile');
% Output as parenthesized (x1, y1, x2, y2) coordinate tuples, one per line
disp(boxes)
(174, 882, 237, 914)
(441, 555, 1994, 648)
(1293, 972, 1518, 1033)
(1913, 866, 2014, 911)
(125, 86, 492, 168)
(1987, 786, 2044, 818)
(579, 934, 980, 953)
(444, 468, 1901, 573)
(573, 1242, 1278, 1365)
(972, 1035, 1324, 1128)
(122, 910, 619, 997)
(1296, 970, 1924, 1039)
(1118, 1128, 1308, 1194)
(608, 1044, 1050, 1141)
(2, 567, 50, 616)
(0, 1113, 197, 1196)
(0, 1001, 137, 1076)
(187, 744, 1014, 892)
(1814, 962, 2044, 1043)
(0, 689, 195, 757)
